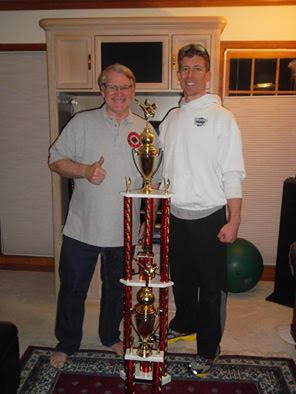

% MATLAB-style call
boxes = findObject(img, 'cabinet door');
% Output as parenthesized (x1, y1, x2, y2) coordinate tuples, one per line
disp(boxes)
(55, 35, 93, 89)
(171, 35, 211, 90)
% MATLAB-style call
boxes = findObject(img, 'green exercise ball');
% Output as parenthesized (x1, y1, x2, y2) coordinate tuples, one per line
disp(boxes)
(227, 238, 264, 293)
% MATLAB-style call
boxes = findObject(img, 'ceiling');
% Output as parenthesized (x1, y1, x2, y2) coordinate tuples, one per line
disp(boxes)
(1, 0, 296, 11)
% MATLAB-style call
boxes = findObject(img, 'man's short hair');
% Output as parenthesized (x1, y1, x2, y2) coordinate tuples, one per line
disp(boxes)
(98, 63, 136, 89)
(178, 44, 211, 72)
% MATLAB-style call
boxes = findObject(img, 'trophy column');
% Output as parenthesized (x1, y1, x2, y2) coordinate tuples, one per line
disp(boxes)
(158, 198, 170, 381)
(120, 190, 173, 394)
(123, 195, 135, 394)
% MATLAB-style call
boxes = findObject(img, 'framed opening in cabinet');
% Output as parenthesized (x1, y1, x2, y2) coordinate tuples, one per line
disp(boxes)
(95, 35, 170, 90)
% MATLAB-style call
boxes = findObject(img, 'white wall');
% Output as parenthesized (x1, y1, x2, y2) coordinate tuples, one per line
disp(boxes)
(0, 6, 296, 43)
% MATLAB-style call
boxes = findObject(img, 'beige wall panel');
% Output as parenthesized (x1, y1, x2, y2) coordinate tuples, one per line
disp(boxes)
(0, 52, 53, 256)
(224, 96, 296, 266)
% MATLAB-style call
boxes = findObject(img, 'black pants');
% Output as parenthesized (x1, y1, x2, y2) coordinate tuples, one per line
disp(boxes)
(55, 235, 126, 355)
(169, 208, 227, 358)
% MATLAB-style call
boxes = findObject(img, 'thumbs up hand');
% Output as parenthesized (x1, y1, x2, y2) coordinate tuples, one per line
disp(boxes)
(85, 156, 106, 185)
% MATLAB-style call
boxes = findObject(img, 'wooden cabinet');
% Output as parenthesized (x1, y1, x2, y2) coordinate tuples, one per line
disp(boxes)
(41, 17, 226, 94)
(55, 35, 94, 89)
(54, 33, 216, 92)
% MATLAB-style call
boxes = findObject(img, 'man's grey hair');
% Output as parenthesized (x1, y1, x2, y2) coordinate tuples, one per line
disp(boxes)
(98, 63, 136, 89)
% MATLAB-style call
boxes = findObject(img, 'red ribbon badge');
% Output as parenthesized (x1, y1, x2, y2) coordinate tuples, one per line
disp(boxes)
(127, 132, 141, 149)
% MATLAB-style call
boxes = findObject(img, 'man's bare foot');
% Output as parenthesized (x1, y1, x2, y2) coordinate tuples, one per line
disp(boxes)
(110, 341, 123, 356)
(49, 351, 67, 368)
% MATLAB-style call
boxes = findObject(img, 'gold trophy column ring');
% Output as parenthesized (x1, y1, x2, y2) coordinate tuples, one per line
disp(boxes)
(132, 99, 163, 194)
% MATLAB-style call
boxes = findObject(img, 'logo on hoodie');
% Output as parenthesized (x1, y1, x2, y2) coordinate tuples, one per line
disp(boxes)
(194, 117, 208, 127)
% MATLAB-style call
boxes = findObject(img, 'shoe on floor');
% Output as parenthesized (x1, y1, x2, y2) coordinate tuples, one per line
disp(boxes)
(189, 350, 220, 378)
(167, 328, 196, 344)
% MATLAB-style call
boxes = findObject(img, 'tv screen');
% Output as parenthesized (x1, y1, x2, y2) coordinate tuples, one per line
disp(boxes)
(101, 42, 163, 83)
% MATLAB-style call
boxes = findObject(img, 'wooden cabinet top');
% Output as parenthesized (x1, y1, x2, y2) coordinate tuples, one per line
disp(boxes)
(39, 16, 227, 34)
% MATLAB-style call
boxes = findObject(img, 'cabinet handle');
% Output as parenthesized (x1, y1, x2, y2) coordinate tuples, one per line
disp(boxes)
(172, 54, 176, 70)
(88, 54, 91, 70)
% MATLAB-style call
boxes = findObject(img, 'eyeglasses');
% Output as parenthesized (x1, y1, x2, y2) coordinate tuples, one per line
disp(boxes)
(104, 84, 133, 92)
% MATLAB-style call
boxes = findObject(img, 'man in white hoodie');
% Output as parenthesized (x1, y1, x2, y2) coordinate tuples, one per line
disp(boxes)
(159, 44, 246, 377)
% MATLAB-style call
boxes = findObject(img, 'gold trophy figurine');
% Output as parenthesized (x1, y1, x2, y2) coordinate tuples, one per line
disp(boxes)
(132, 99, 162, 194)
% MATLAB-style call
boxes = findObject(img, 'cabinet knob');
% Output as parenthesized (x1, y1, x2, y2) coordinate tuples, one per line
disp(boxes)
(172, 54, 176, 70)
(88, 54, 91, 70)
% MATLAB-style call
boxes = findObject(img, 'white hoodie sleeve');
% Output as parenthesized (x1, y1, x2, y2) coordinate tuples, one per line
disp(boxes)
(222, 171, 243, 199)
(218, 111, 246, 197)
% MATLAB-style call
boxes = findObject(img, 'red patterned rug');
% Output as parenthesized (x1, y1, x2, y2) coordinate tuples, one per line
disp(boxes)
(53, 373, 258, 393)
(18, 346, 296, 393)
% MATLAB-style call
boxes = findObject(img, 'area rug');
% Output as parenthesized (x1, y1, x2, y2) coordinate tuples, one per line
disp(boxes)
(18, 346, 296, 393)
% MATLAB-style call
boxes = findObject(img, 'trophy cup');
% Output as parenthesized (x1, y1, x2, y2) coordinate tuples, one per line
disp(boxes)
(132, 99, 162, 194)
(131, 286, 159, 358)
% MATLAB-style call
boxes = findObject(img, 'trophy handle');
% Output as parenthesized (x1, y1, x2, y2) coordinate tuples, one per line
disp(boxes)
(130, 310, 143, 342)
(132, 149, 142, 177)
(151, 149, 163, 178)
(151, 314, 160, 338)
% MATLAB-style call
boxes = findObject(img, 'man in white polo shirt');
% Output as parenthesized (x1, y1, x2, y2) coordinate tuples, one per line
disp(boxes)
(48, 63, 161, 368)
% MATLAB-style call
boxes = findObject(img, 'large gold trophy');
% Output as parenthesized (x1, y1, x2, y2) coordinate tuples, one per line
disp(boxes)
(120, 98, 173, 394)
(132, 99, 162, 194)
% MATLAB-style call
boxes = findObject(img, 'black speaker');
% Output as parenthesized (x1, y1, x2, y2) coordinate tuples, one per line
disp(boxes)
(266, 177, 296, 307)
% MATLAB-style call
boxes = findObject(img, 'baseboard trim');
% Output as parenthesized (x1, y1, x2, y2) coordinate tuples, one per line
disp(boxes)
(0, 254, 54, 272)
(261, 265, 275, 281)
(0, 255, 275, 279)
